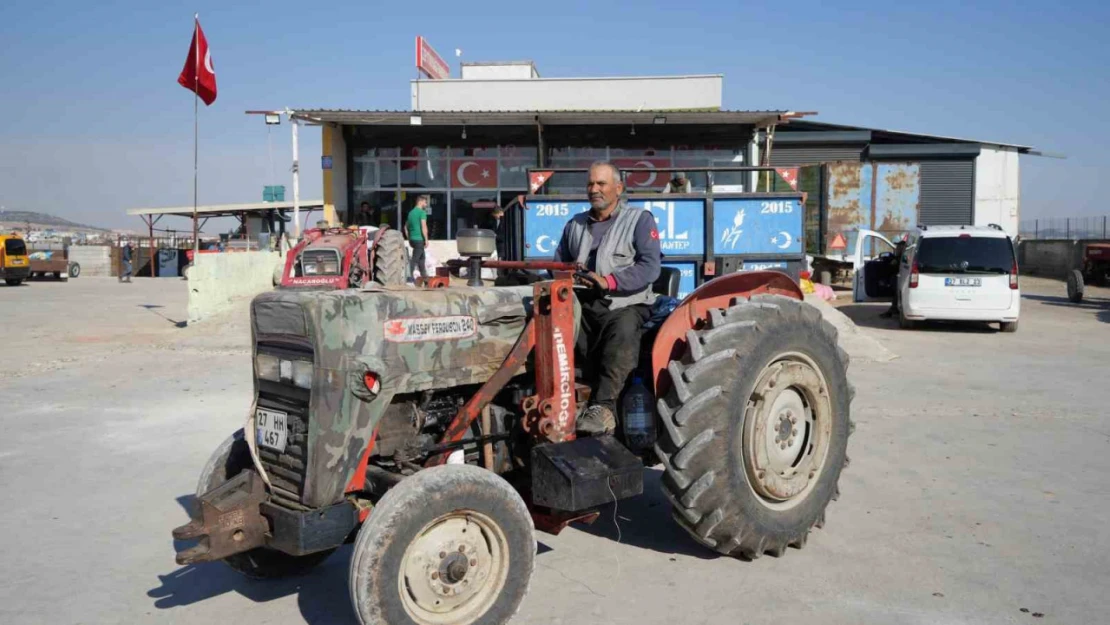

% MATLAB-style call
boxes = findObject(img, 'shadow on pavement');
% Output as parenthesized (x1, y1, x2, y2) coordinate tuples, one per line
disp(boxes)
(148, 544, 358, 624)
(573, 468, 719, 560)
(154, 492, 358, 623)
(1024, 294, 1110, 324)
(837, 304, 998, 333)
(139, 304, 188, 328)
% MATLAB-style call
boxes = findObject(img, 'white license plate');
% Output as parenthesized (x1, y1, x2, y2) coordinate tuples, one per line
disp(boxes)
(256, 408, 288, 453)
(945, 277, 981, 287)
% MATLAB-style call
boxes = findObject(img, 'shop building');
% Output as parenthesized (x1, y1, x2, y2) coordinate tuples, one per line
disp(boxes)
(290, 58, 1038, 253)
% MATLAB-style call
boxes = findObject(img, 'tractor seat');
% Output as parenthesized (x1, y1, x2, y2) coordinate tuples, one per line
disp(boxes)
(652, 266, 681, 298)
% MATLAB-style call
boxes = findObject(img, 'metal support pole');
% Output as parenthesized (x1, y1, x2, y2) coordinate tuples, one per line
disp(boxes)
(291, 119, 301, 235)
(148, 216, 155, 277)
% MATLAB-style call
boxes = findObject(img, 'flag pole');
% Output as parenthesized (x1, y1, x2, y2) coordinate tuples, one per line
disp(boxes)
(192, 13, 200, 260)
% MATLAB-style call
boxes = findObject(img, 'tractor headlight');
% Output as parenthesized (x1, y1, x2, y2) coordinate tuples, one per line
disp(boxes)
(256, 354, 281, 382)
(256, 354, 313, 388)
(291, 360, 314, 389)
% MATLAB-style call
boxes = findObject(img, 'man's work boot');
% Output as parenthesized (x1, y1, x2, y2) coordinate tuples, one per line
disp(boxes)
(576, 404, 616, 436)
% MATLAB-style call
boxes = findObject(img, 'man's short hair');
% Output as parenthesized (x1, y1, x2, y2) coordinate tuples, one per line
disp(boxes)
(588, 161, 623, 184)
(416, 194, 431, 204)
(360, 201, 370, 207)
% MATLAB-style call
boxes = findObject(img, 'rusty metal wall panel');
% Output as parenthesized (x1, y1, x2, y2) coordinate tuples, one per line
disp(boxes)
(874, 163, 920, 241)
(825, 162, 871, 253)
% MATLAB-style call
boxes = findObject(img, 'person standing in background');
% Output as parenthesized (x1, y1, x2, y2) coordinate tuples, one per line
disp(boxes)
(403, 194, 430, 284)
(661, 171, 692, 194)
(355, 201, 374, 227)
(119, 241, 133, 283)
(481, 205, 507, 259)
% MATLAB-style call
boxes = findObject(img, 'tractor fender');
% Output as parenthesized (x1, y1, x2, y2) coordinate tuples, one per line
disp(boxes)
(650, 271, 804, 396)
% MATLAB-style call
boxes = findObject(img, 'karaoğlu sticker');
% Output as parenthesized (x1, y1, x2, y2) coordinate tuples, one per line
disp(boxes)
(384, 316, 478, 343)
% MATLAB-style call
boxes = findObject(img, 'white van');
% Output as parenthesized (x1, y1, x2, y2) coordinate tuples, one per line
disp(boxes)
(853, 225, 1020, 332)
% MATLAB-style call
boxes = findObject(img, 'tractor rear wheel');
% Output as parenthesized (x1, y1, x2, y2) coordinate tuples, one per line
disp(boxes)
(349, 464, 534, 625)
(655, 294, 852, 559)
(196, 429, 334, 578)
(1067, 269, 1084, 303)
(372, 229, 410, 286)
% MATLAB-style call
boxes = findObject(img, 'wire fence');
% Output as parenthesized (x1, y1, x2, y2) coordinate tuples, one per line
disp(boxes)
(1019, 216, 1110, 240)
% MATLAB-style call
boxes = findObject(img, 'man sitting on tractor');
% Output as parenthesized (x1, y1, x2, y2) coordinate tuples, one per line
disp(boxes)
(554, 161, 661, 435)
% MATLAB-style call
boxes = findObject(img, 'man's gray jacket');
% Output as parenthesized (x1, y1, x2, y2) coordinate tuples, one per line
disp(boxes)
(554, 199, 661, 309)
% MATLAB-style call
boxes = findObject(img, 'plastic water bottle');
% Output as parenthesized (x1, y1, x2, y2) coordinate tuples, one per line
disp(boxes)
(622, 377, 656, 450)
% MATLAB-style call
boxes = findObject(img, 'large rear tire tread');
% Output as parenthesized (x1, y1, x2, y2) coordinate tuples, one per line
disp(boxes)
(196, 429, 335, 579)
(349, 464, 535, 625)
(655, 294, 853, 560)
(372, 229, 411, 286)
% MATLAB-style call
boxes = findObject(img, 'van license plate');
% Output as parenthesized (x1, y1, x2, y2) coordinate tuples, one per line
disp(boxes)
(256, 408, 288, 453)
(945, 277, 981, 287)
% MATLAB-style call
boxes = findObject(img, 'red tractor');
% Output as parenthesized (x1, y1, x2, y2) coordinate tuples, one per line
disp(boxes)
(173, 232, 854, 625)
(1067, 243, 1110, 303)
(278, 225, 409, 289)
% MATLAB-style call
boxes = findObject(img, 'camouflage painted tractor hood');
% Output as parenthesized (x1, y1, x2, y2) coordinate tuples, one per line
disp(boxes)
(250, 284, 578, 508)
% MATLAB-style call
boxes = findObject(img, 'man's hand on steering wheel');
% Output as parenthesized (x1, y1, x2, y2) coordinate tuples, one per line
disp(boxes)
(574, 269, 609, 291)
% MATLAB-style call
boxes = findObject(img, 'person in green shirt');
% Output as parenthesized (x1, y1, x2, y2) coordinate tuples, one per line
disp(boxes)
(403, 194, 430, 283)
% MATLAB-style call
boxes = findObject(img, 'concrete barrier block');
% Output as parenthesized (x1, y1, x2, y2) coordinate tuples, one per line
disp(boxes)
(187, 251, 282, 323)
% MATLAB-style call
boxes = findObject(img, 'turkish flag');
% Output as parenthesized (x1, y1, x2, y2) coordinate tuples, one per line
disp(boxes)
(178, 18, 217, 105)
(612, 158, 671, 189)
(452, 159, 498, 188)
(776, 167, 799, 191)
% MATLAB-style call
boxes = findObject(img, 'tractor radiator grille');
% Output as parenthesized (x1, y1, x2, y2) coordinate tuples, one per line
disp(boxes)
(257, 385, 311, 508)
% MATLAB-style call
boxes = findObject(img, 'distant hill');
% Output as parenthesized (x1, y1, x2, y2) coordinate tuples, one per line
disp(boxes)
(0, 210, 111, 233)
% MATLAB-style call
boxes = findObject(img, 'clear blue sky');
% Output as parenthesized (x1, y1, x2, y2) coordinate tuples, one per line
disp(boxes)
(0, 0, 1105, 230)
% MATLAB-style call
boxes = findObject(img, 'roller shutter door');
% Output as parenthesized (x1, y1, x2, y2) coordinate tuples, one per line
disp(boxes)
(769, 144, 864, 166)
(918, 160, 974, 226)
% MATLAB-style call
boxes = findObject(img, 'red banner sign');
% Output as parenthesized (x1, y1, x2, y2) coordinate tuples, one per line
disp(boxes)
(415, 36, 450, 80)
(452, 159, 498, 188)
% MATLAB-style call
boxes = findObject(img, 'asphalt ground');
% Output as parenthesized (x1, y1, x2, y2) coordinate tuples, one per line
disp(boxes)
(1, 275, 1106, 624)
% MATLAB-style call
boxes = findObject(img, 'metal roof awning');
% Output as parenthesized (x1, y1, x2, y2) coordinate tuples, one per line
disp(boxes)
(778, 120, 1051, 155)
(290, 109, 810, 128)
(126, 200, 325, 219)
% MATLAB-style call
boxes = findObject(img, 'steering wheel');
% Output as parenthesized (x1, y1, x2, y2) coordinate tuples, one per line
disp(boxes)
(574, 270, 606, 292)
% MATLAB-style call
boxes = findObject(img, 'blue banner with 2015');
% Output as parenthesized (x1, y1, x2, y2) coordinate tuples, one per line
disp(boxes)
(524, 197, 802, 259)
(524, 199, 706, 258)
(712, 197, 804, 256)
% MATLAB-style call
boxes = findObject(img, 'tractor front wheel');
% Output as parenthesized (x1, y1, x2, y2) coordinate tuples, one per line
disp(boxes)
(1067, 269, 1085, 303)
(655, 294, 852, 559)
(349, 464, 534, 625)
(195, 430, 334, 578)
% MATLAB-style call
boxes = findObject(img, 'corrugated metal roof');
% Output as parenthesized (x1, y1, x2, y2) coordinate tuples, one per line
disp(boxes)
(784, 120, 1035, 152)
(290, 109, 802, 127)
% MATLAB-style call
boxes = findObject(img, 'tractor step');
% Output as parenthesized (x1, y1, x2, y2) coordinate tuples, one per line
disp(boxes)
(530, 435, 643, 512)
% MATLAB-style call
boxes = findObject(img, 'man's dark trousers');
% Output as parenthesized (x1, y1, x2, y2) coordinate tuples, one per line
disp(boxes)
(576, 292, 651, 413)
(410, 241, 427, 281)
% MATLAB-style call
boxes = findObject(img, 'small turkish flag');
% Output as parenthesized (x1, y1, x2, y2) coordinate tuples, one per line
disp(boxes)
(529, 171, 554, 194)
(775, 167, 799, 191)
(178, 17, 217, 105)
